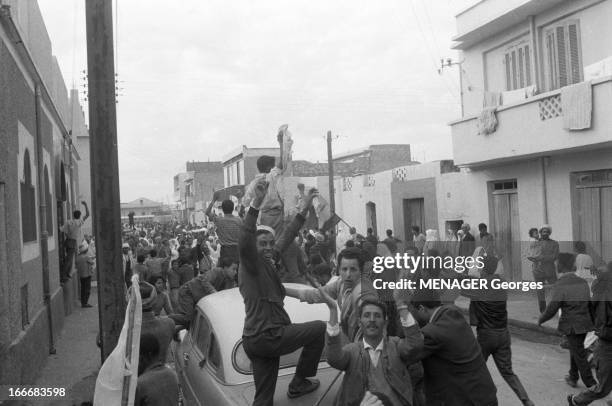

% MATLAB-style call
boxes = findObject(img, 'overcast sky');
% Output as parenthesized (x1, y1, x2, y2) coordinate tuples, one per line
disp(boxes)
(38, 0, 474, 203)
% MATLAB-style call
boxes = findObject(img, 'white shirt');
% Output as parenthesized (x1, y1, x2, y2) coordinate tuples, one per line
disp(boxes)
(326, 309, 417, 337)
(363, 338, 384, 367)
(61, 218, 84, 241)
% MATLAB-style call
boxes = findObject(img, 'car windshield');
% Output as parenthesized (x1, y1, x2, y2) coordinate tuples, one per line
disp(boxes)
(233, 340, 327, 374)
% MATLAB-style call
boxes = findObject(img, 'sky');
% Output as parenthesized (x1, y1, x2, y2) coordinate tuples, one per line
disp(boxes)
(38, 0, 474, 203)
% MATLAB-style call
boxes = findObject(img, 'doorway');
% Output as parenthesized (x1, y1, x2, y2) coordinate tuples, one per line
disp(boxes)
(490, 180, 520, 281)
(403, 198, 425, 241)
(365, 202, 377, 236)
(574, 170, 612, 264)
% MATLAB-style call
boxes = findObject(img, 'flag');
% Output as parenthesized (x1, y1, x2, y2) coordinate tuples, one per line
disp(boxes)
(94, 274, 142, 406)
(320, 213, 342, 234)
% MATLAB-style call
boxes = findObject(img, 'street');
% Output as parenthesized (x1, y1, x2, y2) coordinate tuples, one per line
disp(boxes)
(494, 326, 609, 406)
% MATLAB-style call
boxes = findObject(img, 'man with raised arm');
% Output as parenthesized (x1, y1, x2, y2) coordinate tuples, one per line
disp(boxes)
(239, 179, 325, 406)
(319, 284, 423, 406)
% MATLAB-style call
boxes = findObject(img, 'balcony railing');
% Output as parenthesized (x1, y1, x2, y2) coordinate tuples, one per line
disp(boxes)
(450, 76, 612, 167)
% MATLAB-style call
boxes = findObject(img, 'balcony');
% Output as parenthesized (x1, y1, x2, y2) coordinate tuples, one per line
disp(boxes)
(453, 0, 565, 49)
(450, 76, 612, 168)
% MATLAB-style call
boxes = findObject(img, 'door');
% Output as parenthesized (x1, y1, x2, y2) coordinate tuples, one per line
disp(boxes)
(490, 181, 520, 281)
(365, 202, 377, 236)
(403, 198, 425, 241)
(575, 173, 612, 264)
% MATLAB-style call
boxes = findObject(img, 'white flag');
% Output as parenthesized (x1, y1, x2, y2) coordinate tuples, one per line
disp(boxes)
(93, 274, 142, 406)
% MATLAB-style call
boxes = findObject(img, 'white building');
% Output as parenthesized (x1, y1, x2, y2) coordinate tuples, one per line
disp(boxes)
(449, 0, 612, 279)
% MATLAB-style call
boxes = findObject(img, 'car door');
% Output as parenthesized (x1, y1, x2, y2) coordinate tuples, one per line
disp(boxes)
(174, 319, 200, 406)
(184, 312, 214, 405)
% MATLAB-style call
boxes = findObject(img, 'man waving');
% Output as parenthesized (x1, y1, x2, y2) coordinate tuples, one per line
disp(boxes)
(239, 179, 325, 406)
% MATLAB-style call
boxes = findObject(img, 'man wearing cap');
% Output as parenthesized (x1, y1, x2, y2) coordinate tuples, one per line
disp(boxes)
(528, 224, 559, 312)
(239, 179, 325, 405)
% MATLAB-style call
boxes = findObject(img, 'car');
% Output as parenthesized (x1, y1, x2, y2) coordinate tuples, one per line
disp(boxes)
(172, 283, 342, 406)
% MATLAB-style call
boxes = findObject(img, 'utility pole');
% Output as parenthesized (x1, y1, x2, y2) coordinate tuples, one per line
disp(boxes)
(326, 131, 336, 256)
(85, 0, 125, 362)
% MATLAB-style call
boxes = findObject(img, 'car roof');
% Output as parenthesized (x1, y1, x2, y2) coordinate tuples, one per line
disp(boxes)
(195, 283, 330, 384)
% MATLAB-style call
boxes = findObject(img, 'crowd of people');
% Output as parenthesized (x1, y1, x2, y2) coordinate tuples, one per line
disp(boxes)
(62, 130, 611, 406)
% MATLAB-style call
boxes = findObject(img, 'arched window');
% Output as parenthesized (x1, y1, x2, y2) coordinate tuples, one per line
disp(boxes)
(21, 149, 37, 242)
(44, 165, 53, 236)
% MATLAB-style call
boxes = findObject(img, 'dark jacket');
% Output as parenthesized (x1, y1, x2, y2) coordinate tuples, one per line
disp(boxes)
(417, 305, 498, 406)
(168, 275, 216, 328)
(590, 271, 612, 341)
(539, 272, 593, 335)
(459, 232, 476, 258)
(135, 362, 179, 406)
(239, 207, 304, 337)
(462, 274, 508, 330)
(327, 325, 423, 406)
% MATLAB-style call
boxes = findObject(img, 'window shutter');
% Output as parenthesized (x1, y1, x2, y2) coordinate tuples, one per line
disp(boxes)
(504, 53, 511, 91)
(568, 23, 581, 84)
(511, 50, 517, 89)
(556, 25, 568, 87)
(518, 47, 525, 88)
(545, 30, 557, 90)
(524, 45, 532, 86)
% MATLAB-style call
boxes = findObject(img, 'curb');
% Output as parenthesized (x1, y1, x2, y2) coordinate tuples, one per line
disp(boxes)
(458, 306, 562, 337)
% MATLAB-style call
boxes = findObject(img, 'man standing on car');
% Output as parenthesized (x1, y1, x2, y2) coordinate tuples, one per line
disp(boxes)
(240, 179, 325, 406)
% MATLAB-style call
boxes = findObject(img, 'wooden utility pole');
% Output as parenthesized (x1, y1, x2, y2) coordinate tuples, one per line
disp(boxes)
(326, 131, 336, 255)
(85, 0, 125, 362)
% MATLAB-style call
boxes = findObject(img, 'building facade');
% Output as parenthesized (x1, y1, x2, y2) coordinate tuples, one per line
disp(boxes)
(449, 0, 612, 278)
(0, 0, 89, 384)
(221, 145, 280, 189)
(173, 161, 223, 224)
(120, 197, 163, 219)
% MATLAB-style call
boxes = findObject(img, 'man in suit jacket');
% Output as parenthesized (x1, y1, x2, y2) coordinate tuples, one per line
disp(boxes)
(320, 288, 423, 406)
(458, 223, 476, 258)
(539, 252, 596, 389)
(570, 261, 612, 405)
(411, 289, 498, 406)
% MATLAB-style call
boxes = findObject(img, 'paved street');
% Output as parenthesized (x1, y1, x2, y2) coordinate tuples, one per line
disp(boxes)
(494, 326, 609, 406)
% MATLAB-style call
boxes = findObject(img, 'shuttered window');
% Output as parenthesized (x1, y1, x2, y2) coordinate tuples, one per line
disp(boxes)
(544, 20, 582, 90)
(504, 43, 532, 91)
(21, 149, 37, 243)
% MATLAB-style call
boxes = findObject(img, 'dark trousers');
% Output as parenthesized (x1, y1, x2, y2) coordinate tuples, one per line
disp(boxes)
(63, 238, 77, 281)
(574, 339, 612, 405)
(568, 333, 597, 387)
(80, 276, 92, 306)
(477, 328, 530, 403)
(533, 269, 557, 313)
(242, 321, 326, 406)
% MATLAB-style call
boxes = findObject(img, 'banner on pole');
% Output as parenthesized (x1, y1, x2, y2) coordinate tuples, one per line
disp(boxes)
(94, 274, 142, 406)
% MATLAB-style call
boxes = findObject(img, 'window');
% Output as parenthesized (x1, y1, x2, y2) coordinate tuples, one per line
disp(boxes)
(493, 180, 518, 191)
(194, 314, 211, 355)
(44, 165, 53, 236)
(504, 42, 532, 90)
(21, 149, 37, 242)
(208, 334, 222, 372)
(544, 20, 582, 90)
